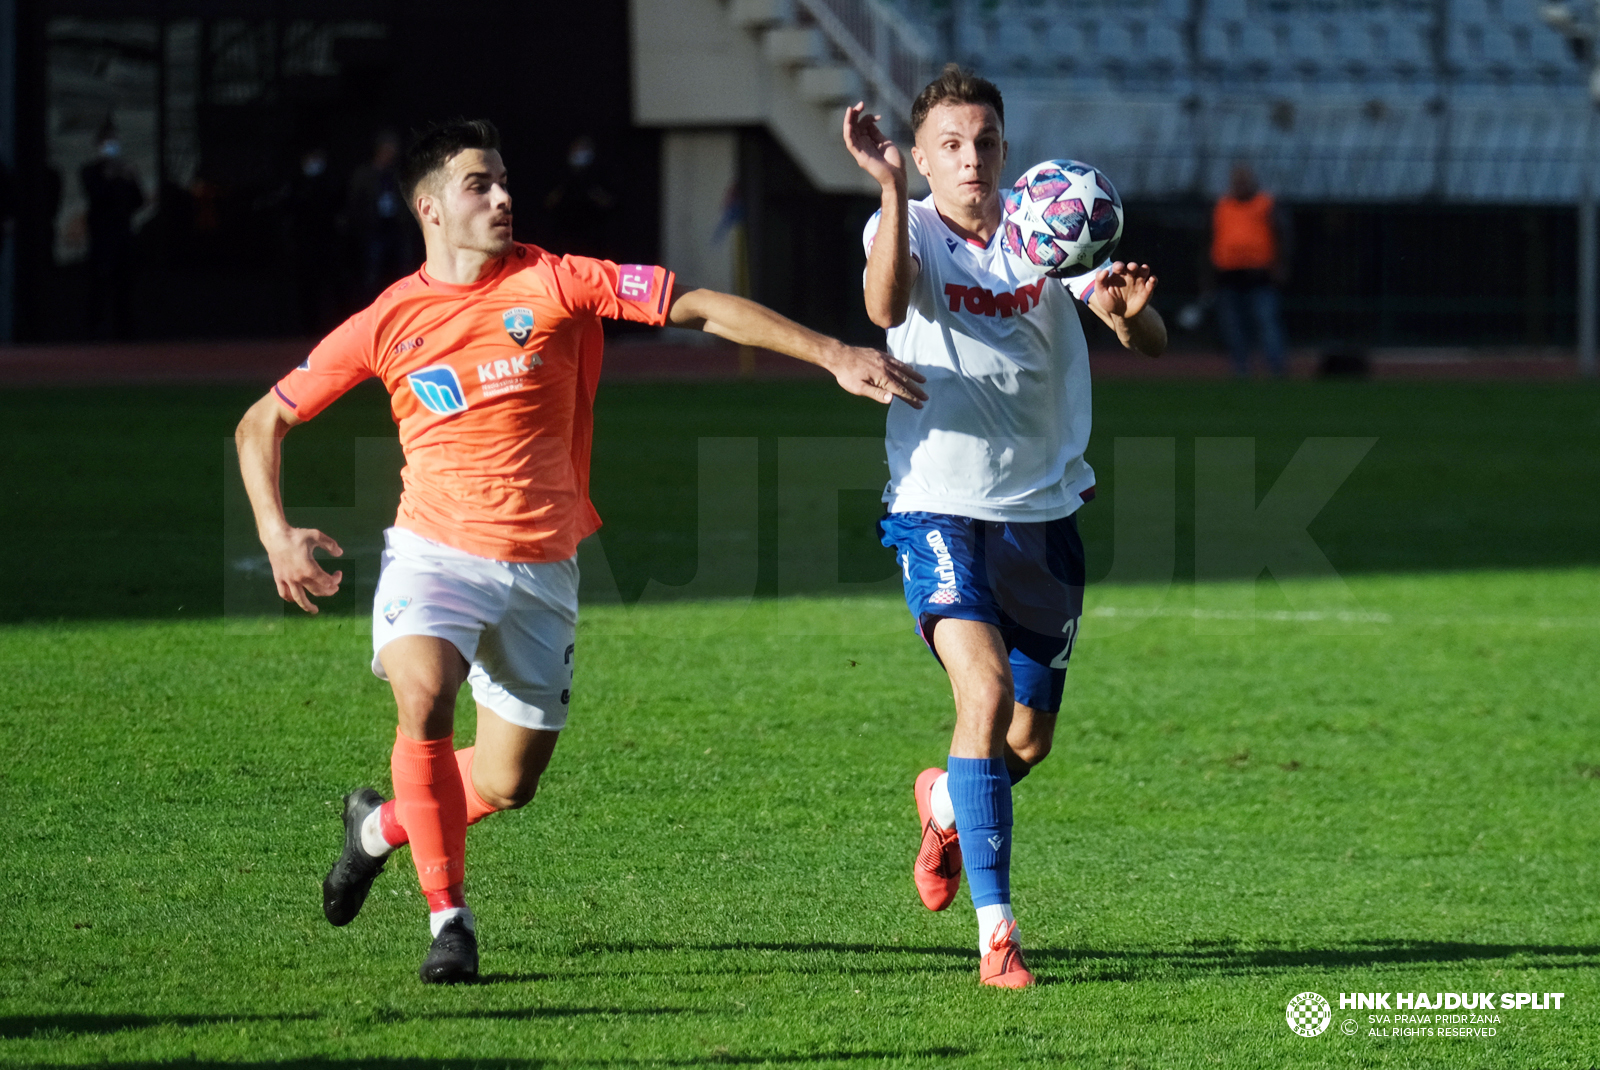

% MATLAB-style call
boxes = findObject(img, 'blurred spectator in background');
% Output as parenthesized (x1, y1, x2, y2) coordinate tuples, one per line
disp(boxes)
(1208, 163, 1290, 377)
(542, 134, 615, 257)
(81, 119, 144, 339)
(287, 147, 343, 335)
(347, 129, 414, 304)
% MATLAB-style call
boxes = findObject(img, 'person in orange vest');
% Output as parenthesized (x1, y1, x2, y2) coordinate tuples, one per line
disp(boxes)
(1209, 164, 1290, 377)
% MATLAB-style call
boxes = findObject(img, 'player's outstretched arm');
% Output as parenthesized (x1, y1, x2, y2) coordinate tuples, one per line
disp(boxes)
(667, 287, 927, 407)
(1087, 262, 1167, 357)
(844, 103, 918, 328)
(235, 394, 345, 614)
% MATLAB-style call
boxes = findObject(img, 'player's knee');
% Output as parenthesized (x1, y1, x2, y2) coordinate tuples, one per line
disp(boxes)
(391, 682, 457, 740)
(1011, 734, 1053, 767)
(960, 679, 1014, 721)
(476, 770, 540, 810)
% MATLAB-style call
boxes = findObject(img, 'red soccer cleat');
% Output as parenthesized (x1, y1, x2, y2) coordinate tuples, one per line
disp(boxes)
(913, 767, 962, 911)
(979, 919, 1034, 988)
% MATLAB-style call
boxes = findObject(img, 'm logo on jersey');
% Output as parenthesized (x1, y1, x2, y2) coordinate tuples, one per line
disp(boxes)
(502, 307, 536, 346)
(406, 365, 469, 415)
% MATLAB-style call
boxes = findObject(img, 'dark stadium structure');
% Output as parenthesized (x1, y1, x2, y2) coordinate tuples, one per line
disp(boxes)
(1, 0, 1595, 361)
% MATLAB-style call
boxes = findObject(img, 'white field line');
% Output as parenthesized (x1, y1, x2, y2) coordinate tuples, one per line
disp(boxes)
(1088, 606, 1600, 629)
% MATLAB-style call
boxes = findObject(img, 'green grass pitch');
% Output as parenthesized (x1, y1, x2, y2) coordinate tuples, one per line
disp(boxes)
(2, 378, 1599, 1068)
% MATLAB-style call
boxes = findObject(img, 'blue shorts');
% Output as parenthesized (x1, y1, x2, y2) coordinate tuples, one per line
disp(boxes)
(878, 511, 1086, 714)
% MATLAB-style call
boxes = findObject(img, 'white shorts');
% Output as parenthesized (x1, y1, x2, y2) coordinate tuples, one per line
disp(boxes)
(371, 526, 577, 731)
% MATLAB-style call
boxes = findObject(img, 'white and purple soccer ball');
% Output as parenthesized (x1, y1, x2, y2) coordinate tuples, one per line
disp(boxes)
(1000, 159, 1123, 278)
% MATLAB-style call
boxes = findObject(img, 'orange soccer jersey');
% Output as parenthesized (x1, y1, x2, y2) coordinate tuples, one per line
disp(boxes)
(272, 244, 675, 562)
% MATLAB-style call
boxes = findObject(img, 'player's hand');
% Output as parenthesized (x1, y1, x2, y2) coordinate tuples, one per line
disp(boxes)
(1089, 262, 1158, 321)
(264, 526, 344, 615)
(829, 344, 927, 407)
(843, 103, 906, 191)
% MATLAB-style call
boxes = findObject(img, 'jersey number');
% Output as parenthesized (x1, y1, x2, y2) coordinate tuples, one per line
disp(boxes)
(1048, 617, 1080, 670)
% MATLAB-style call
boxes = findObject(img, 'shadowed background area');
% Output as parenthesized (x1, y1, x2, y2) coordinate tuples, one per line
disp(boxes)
(0, 376, 1597, 622)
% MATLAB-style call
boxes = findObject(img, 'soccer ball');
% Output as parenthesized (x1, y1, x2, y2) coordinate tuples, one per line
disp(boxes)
(1000, 159, 1124, 278)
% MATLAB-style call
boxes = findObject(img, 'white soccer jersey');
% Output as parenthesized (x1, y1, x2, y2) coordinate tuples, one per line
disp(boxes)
(864, 194, 1102, 523)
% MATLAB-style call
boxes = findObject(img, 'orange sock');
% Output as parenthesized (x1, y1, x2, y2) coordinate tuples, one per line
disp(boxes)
(389, 730, 467, 906)
(455, 747, 500, 826)
(377, 745, 500, 848)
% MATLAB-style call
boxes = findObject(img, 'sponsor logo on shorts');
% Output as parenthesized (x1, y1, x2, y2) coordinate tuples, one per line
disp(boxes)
(502, 306, 536, 346)
(618, 264, 654, 302)
(924, 530, 960, 604)
(381, 597, 410, 624)
(406, 366, 469, 415)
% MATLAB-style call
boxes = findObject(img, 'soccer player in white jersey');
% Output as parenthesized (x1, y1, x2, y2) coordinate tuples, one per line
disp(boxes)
(843, 65, 1166, 987)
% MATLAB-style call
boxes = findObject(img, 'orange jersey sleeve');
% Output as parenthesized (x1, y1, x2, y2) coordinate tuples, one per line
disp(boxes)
(552, 256, 675, 325)
(272, 306, 379, 420)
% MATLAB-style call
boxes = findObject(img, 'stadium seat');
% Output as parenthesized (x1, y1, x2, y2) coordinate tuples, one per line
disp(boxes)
(1144, 21, 1187, 72)
(1239, 21, 1278, 73)
(1286, 20, 1326, 77)
(1387, 18, 1432, 76)
(993, 16, 1046, 74)
(1197, 20, 1235, 66)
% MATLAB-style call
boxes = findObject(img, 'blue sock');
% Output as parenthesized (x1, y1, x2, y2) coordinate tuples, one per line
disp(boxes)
(946, 755, 1013, 909)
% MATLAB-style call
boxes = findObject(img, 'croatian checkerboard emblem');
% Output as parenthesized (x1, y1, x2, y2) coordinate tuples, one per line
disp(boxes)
(1286, 991, 1332, 1036)
(502, 306, 535, 346)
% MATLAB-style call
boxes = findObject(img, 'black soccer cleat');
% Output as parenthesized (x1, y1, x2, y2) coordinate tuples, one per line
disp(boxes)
(322, 788, 389, 927)
(419, 916, 479, 984)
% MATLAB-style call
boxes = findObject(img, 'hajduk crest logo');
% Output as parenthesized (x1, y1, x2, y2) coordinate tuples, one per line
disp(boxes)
(502, 307, 536, 346)
(1286, 992, 1333, 1037)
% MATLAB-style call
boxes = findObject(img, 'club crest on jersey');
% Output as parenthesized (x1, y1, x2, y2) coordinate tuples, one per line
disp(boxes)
(382, 597, 410, 624)
(406, 365, 469, 415)
(502, 307, 535, 346)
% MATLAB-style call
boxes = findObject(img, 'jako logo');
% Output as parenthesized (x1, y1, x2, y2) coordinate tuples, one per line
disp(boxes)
(924, 530, 959, 592)
(407, 366, 469, 415)
(477, 354, 540, 383)
(944, 280, 1048, 318)
(392, 336, 425, 354)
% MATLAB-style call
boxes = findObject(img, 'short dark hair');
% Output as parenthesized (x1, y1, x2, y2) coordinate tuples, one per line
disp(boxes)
(911, 64, 1004, 136)
(399, 118, 501, 218)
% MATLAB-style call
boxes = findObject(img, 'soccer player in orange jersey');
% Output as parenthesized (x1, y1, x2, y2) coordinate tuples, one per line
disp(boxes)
(235, 119, 926, 983)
